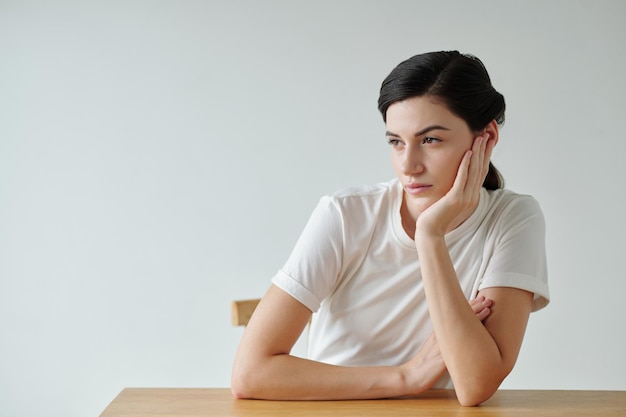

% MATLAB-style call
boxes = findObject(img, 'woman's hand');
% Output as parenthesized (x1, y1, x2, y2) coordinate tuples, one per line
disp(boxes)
(415, 133, 495, 238)
(399, 296, 493, 393)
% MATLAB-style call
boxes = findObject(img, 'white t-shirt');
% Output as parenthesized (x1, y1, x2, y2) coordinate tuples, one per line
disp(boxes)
(272, 178, 549, 387)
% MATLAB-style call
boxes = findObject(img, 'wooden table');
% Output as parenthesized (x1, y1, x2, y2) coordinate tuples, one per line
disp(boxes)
(99, 388, 626, 416)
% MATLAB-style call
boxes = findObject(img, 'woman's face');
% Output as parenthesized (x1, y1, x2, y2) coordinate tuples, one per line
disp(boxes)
(385, 96, 476, 220)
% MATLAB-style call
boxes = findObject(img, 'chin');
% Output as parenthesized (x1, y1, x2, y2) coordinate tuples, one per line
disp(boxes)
(406, 199, 434, 217)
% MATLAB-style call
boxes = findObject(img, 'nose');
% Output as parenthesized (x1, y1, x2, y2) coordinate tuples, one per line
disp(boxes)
(400, 146, 425, 175)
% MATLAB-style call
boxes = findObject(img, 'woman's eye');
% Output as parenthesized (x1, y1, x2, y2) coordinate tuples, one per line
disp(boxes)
(387, 138, 402, 147)
(422, 137, 440, 144)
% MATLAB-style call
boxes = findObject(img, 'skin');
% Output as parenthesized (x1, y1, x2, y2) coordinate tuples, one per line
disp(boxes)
(388, 96, 533, 405)
(231, 95, 533, 406)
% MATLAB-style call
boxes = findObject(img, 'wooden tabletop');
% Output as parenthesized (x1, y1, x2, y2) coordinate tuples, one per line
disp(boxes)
(99, 388, 626, 417)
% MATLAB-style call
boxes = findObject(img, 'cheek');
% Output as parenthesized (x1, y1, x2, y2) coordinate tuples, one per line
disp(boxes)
(390, 152, 403, 172)
(435, 152, 465, 182)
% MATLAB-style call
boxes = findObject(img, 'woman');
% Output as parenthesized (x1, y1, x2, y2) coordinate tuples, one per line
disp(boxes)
(231, 51, 549, 406)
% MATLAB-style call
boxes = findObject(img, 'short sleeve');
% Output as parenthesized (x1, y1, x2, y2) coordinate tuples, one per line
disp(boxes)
(271, 196, 344, 312)
(479, 196, 550, 311)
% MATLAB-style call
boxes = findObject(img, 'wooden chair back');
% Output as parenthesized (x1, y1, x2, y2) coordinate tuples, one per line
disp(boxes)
(231, 299, 261, 326)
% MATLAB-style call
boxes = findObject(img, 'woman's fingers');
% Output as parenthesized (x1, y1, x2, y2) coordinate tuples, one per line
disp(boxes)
(470, 296, 490, 310)
(475, 307, 491, 322)
(453, 133, 488, 199)
(467, 134, 488, 193)
(450, 148, 473, 199)
(483, 135, 495, 178)
(469, 296, 492, 322)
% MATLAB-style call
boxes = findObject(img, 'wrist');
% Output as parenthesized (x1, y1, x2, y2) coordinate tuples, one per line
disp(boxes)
(396, 363, 435, 397)
(414, 228, 447, 247)
(396, 364, 415, 397)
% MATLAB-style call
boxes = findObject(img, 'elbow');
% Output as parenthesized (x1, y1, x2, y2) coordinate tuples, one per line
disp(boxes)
(230, 371, 247, 399)
(454, 374, 505, 407)
(453, 359, 515, 406)
(231, 372, 254, 399)
(231, 386, 246, 400)
(231, 361, 260, 399)
(230, 378, 249, 400)
(456, 387, 497, 407)
(232, 353, 278, 400)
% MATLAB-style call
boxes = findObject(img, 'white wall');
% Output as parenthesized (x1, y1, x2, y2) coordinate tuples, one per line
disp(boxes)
(1, 1, 625, 416)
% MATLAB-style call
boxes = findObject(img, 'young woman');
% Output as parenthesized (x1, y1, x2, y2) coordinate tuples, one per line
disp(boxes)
(231, 51, 549, 406)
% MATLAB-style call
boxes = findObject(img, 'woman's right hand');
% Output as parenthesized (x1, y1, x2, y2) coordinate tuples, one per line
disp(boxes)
(400, 296, 493, 394)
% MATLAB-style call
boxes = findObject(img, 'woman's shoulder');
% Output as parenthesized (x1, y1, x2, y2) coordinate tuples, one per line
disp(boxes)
(315, 179, 401, 222)
(484, 188, 542, 210)
(481, 188, 545, 225)
(326, 178, 400, 201)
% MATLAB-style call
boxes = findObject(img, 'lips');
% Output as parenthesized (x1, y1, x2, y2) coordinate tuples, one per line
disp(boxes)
(405, 183, 432, 196)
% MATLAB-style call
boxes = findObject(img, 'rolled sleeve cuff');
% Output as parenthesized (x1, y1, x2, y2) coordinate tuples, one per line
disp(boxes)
(271, 270, 321, 313)
(479, 272, 550, 312)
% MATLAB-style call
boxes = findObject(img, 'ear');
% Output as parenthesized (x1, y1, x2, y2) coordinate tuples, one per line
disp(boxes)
(483, 120, 499, 147)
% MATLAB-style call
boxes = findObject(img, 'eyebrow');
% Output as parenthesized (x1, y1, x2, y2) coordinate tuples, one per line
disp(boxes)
(385, 124, 451, 138)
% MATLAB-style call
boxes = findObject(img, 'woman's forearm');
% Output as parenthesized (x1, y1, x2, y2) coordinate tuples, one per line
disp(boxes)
(232, 352, 417, 400)
(231, 284, 444, 400)
(415, 235, 505, 405)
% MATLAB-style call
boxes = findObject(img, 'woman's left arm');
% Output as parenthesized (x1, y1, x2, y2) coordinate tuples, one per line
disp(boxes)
(416, 236, 533, 405)
(415, 130, 534, 406)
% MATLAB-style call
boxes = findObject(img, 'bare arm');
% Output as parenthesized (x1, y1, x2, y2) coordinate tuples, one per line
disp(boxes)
(416, 236, 532, 405)
(231, 284, 491, 400)
(231, 285, 412, 400)
(414, 130, 533, 405)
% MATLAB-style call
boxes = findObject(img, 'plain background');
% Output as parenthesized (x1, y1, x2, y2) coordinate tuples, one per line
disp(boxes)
(1, 1, 625, 416)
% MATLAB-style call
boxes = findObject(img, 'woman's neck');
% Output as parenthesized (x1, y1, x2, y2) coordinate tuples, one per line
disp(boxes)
(400, 199, 418, 240)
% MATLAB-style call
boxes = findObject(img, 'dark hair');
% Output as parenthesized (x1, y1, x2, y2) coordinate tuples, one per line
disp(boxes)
(378, 51, 505, 190)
